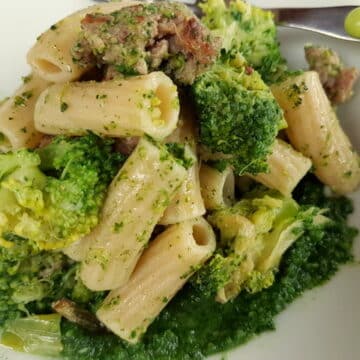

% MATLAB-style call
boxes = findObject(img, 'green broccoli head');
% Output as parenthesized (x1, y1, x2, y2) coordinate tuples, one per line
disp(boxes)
(191, 253, 242, 298)
(0, 133, 125, 250)
(198, 188, 325, 302)
(201, 0, 287, 83)
(0, 233, 103, 324)
(193, 54, 286, 175)
(244, 270, 275, 294)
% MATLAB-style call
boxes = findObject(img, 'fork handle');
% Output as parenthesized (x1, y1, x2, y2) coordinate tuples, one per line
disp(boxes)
(272, 6, 360, 42)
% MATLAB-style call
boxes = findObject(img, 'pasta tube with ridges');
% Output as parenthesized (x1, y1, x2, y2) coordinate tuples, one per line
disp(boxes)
(96, 217, 216, 343)
(80, 137, 188, 291)
(34, 72, 179, 140)
(200, 164, 235, 210)
(27, 1, 141, 82)
(0, 74, 50, 151)
(249, 139, 312, 195)
(271, 71, 360, 194)
(160, 112, 205, 224)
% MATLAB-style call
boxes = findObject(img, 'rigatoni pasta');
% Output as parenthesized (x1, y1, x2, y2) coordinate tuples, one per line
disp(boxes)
(34, 72, 179, 140)
(0, 74, 50, 151)
(160, 151, 205, 225)
(160, 111, 205, 224)
(96, 217, 216, 343)
(250, 139, 312, 196)
(27, 1, 141, 83)
(271, 71, 360, 194)
(80, 137, 188, 291)
(200, 164, 235, 210)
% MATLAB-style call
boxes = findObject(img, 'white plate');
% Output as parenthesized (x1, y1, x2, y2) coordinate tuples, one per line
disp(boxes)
(0, 1, 359, 360)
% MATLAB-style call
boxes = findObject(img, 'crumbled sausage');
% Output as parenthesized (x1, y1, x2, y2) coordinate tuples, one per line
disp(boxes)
(72, 2, 220, 84)
(37, 135, 54, 148)
(115, 137, 140, 156)
(305, 45, 359, 105)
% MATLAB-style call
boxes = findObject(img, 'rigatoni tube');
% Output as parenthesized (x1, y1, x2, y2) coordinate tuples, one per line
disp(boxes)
(271, 71, 360, 194)
(160, 155, 205, 224)
(80, 137, 187, 291)
(249, 139, 312, 196)
(200, 164, 235, 210)
(0, 74, 50, 151)
(27, 1, 140, 82)
(34, 72, 179, 140)
(160, 112, 205, 224)
(96, 217, 216, 343)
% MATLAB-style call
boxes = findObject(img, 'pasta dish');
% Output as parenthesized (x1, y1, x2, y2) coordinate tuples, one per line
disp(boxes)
(0, 0, 359, 358)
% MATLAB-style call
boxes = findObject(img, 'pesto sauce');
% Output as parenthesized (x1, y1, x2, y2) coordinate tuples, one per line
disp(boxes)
(61, 176, 357, 360)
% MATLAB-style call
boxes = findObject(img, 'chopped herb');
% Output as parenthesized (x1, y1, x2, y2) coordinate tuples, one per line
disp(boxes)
(102, 296, 121, 310)
(13, 91, 33, 107)
(113, 222, 124, 233)
(103, 122, 117, 131)
(114, 65, 139, 77)
(50, 24, 58, 31)
(20, 127, 27, 133)
(287, 81, 308, 108)
(96, 94, 107, 100)
(21, 75, 32, 84)
(165, 143, 194, 169)
(205, 160, 228, 173)
(60, 102, 69, 112)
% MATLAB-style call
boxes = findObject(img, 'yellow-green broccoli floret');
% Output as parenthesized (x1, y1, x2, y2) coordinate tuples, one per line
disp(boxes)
(0, 134, 125, 250)
(201, 0, 288, 84)
(195, 187, 326, 302)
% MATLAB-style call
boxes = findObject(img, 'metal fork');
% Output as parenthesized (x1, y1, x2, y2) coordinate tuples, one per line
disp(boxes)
(92, 0, 360, 43)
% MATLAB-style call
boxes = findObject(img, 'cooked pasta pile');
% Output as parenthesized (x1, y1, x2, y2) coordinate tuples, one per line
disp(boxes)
(0, 0, 359, 357)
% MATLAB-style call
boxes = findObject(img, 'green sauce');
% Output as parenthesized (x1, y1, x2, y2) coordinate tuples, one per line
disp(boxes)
(61, 176, 357, 360)
(345, 7, 360, 38)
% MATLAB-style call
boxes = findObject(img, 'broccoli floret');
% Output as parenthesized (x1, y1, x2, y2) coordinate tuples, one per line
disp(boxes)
(201, 0, 287, 83)
(191, 253, 242, 297)
(0, 234, 104, 324)
(197, 188, 326, 302)
(0, 133, 125, 250)
(192, 53, 286, 175)
(245, 270, 275, 293)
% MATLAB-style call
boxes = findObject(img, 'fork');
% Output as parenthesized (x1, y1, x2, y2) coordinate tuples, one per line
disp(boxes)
(92, 0, 360, 43)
